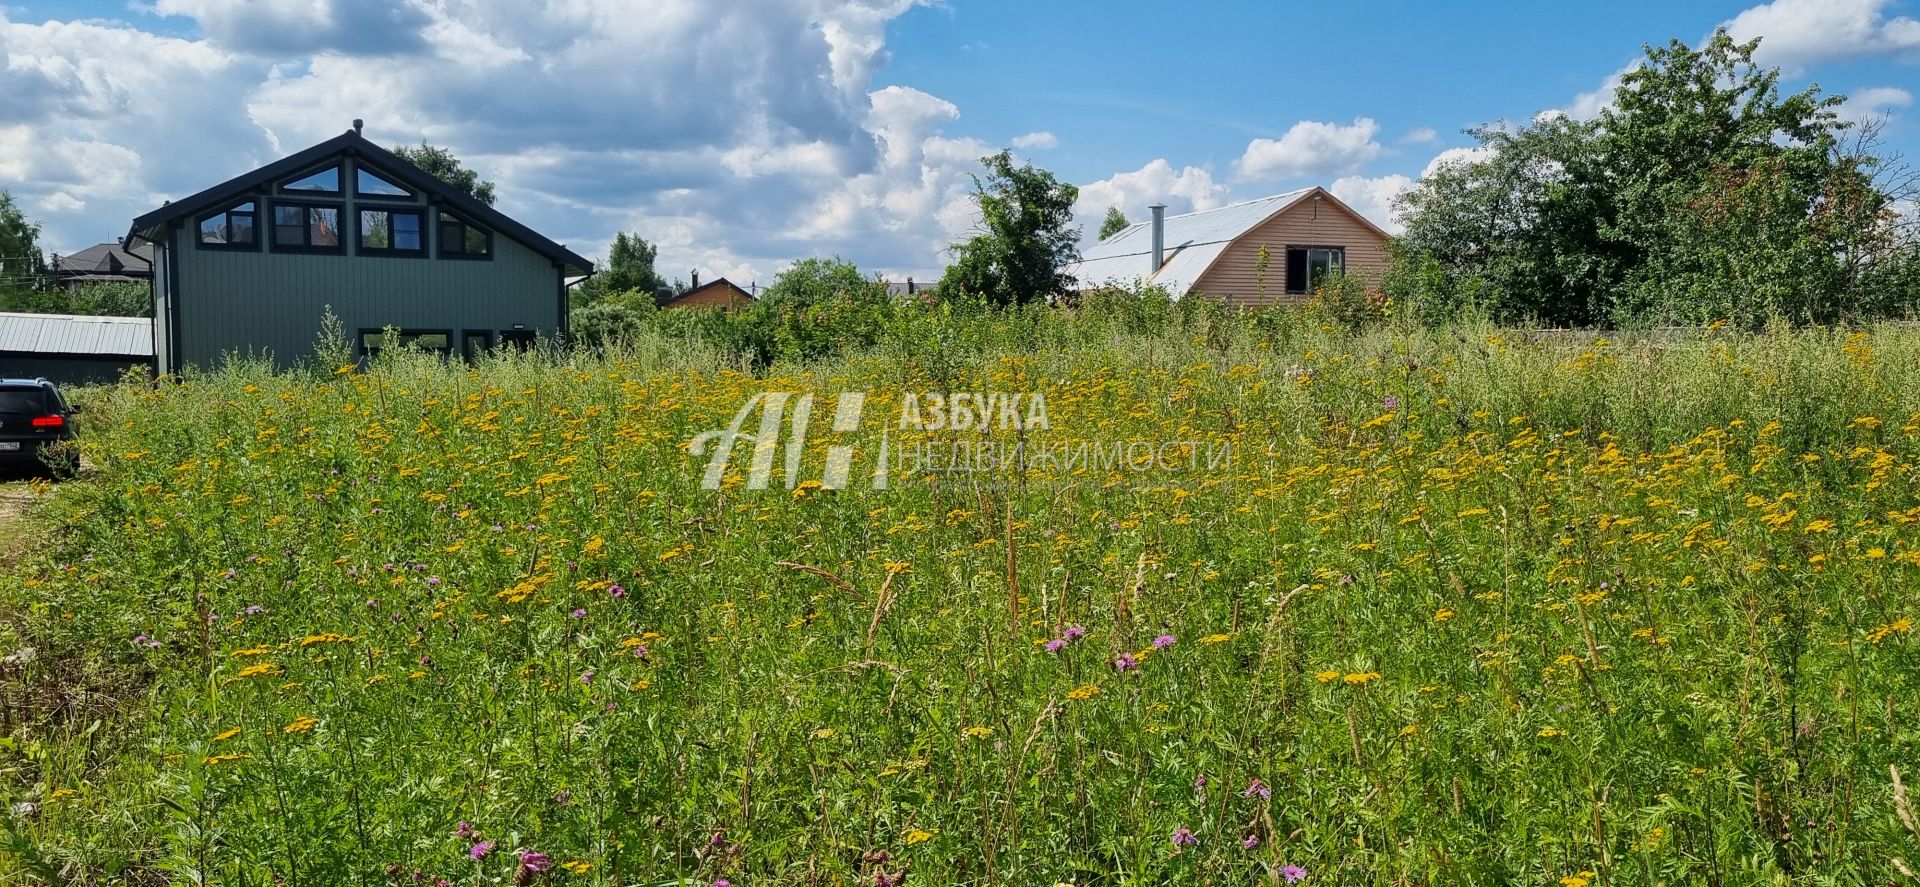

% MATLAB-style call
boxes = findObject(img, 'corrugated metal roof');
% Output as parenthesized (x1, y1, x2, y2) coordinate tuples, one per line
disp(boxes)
(1066, 188, 1315, 296)
(0, 312, 153, 357)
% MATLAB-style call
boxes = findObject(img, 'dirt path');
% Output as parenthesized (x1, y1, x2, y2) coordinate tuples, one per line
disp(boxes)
(0, 481, 38, 566)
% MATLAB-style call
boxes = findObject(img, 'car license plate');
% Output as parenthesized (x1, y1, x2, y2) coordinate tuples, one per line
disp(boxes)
(0, 442, 18, 451)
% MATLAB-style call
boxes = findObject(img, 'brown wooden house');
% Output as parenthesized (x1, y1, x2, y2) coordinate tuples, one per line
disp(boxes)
(659, 275, 755, 310)
(1068, 187, 1391, 308)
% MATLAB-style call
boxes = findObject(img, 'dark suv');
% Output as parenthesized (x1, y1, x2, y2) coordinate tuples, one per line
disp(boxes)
(0, 378, 78, 476)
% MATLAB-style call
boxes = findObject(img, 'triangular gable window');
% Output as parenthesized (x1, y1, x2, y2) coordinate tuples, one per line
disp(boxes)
(355, 167, 412, 198)
(281, 165, 341, 193)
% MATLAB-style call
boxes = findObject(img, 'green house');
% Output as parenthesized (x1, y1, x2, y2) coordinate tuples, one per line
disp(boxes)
(125, 123, 593, 375)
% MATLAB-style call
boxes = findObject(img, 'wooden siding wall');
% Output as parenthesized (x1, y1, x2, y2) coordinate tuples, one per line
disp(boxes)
(1188, 200, 1389, 309)
(170, 158, 561, 371)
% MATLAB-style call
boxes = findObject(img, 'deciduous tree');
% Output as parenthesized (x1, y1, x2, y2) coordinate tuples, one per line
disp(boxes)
(939, 150, 1081, 307)
(392, 143, 497, 205)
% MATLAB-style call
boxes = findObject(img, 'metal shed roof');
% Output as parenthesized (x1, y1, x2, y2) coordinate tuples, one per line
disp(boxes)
(0, 312, 153, 358)
(1066, 188, 1317, 296)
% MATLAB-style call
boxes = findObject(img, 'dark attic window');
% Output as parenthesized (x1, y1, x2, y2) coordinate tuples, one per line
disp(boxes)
(196, 201, 258, 249)
(437, 212, 492, 259)
(272, 202, 343, 252)
(1284, 246, 1345, 294)
(355, 167, 411, 198)
(280, 165, 341, 194)
(358, 207, 425, 255)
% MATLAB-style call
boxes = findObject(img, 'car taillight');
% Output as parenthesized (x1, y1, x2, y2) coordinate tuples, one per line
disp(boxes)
(31, 415, 63, 428)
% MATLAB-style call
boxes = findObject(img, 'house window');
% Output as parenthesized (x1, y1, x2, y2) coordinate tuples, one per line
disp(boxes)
(438, 212, 492, 259)
(499, 329, 536, 351)
(1284, 246, 1345, 294)
(461, 329, 493, 363)
(272, 202, 343, 251)
(355, 168, 411, 198)
(359, 328, 453, 357)
(358, 208, 425, 254)
(280, 165, 341, 194)
(196, 201, 258, 249)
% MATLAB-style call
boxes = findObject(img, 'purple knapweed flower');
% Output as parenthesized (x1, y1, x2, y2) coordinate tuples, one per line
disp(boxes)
(608, 584, 628, 598)
(1113, 653, 1137, 672)
(518, 851, 552, 873)
(630, 645, 650, 659)
(1242, 778, 1271, 800)
(1061, 625, 1086, 641)
(243, 604, 265, 615)
(1195, 775, 1208, 789)
(1383, 395, 1400, 411)
(468, 841, 494, 859)
(570, 608, 587, 619)
(426, 576, 441, 586)
(1152, 634, 1176, 649)
(1241, 835, 1260, 850)
(713, 881, 731, 887)
(1044, 638, 1067, 653)
(1171, 827, 1198, 847)
(453, 821, 473, 839)
(133, 633, 160, 649)
(1281, 864, 1307, 883)
(580, 670, 595, 685)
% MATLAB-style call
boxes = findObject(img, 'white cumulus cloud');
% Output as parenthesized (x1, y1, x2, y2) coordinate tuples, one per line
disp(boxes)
(1233, 117, 1383, 181)
(1330, 174, 1414, 234)
(1011, 131, 1058, 150)
(1837, 85, 1914, 123)
(1724, 0, 1920, 69)
(1073, 158, 1229, 247)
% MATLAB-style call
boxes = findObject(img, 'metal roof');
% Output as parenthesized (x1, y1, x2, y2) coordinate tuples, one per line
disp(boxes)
(0, 312, 153, 358)
(1066, 188, 1318, 296)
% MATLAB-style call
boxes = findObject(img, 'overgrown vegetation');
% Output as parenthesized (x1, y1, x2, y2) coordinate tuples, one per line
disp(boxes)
(1393, 30, 1920, 328)
(2, 304, 1918, 884)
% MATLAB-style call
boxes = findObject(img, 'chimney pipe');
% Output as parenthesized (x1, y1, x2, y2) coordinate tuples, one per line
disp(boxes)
(690, 270, 699, 289)
(1149, 204, 1166, 273)
(352, 118, 363, 135)
(907, 276, 916, 295)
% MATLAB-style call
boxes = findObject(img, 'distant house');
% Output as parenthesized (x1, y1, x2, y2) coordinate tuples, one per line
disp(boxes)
(0, 312, 153, 384)
(51, 243, 152, 290)
(659, 274, 754, 311)
(884, 279, 935, 301)
(124, 122, 593, 375)
(1068, 187, 1390, 308)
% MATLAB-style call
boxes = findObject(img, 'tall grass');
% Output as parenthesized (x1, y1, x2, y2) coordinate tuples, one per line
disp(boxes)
(2, 309, 1917, 885)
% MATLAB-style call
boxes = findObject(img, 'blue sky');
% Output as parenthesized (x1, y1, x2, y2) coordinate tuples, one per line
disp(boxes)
(1, 0, 1916, 283)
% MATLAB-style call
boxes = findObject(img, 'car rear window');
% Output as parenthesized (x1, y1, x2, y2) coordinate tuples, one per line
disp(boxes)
(0, 388, 52, 414)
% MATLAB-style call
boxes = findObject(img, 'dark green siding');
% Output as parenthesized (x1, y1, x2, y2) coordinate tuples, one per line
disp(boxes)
(0, 355, 150, 385)
(168, 160, 563, 372)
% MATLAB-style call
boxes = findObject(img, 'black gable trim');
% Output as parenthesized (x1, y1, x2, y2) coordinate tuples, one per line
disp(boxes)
(126, 129, 593, 276)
